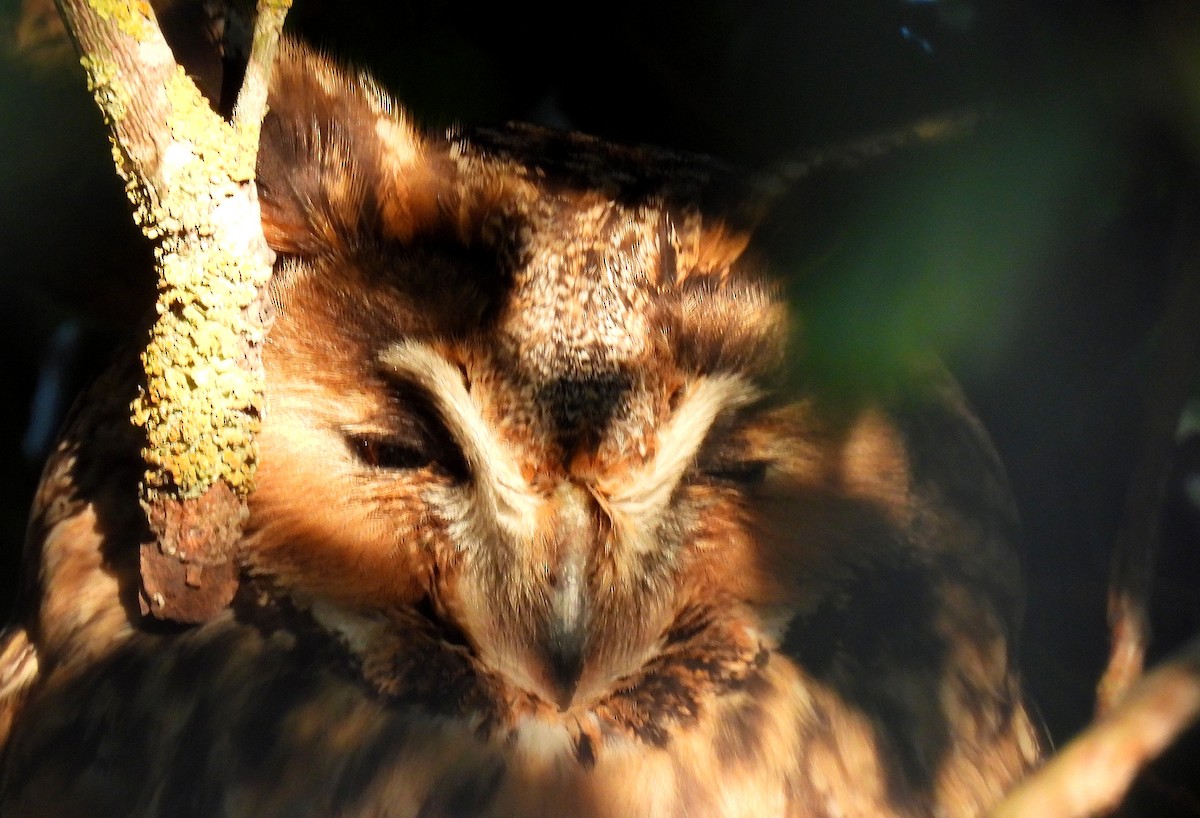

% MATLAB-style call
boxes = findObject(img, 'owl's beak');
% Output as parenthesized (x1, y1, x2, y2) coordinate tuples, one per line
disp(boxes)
(539, 483, 596, 710)
(545, 552, 587, 709)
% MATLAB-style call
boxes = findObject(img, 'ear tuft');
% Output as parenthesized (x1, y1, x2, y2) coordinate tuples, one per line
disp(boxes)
(256, 40, 447, 256)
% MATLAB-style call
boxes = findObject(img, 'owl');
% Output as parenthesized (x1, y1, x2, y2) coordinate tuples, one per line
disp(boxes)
(0, 38, 1041, 817)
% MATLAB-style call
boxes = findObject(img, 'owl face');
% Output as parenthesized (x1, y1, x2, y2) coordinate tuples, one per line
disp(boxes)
(241, 44, 913, 720)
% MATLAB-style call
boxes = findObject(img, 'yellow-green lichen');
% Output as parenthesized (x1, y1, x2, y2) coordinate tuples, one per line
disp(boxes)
(163, 68, 259, 186)
(128, 67, 272, 501)
(109, 138, 163, 244)
(87, 0, 153, 41)
(80, 55, 129, 123)
(133, 238, 269, 498)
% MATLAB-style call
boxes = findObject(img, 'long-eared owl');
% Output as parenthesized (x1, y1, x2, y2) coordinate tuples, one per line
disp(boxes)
(0, 35, 1041, 818)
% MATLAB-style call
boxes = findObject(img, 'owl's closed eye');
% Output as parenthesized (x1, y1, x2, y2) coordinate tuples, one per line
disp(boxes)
(0, 37, 1040, 818)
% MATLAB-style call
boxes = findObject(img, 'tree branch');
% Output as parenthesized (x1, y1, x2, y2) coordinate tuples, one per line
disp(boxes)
(53, 0, 290, 623)
(991, 634, 1200, 818)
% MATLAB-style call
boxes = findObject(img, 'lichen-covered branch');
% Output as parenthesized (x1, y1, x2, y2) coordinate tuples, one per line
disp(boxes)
(231, 0, 289, 134)
(52, 0, 291, 623)
(991, 634, 1200, 818)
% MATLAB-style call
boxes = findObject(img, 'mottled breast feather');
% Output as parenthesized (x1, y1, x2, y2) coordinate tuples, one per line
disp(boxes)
(0, 38, 1041, 818)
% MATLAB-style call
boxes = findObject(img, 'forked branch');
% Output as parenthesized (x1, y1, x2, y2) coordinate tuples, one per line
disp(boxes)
(52, 0, 291, 623)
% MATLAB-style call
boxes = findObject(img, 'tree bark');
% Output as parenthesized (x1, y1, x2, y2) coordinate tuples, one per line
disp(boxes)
(52, 0, 290, 623)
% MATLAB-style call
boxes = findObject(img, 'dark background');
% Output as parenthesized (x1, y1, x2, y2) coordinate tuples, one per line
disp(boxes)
(2, 0, 1199, 812)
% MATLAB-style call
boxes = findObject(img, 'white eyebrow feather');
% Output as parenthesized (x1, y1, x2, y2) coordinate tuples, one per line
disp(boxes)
(602, 375, 758, 551)
(380, 343, 752, 551)
(379, 341, 540, 540)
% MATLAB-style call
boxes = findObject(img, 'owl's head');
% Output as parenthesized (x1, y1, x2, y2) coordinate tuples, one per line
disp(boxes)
(245, 42, 913, 715)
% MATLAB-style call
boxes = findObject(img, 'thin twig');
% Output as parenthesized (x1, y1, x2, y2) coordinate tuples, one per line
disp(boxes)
(764, 107, 987, 190)
(232, 0, 289, 134)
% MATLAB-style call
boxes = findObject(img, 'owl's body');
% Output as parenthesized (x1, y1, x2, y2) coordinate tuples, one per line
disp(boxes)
(0, 40, 1040, 817)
